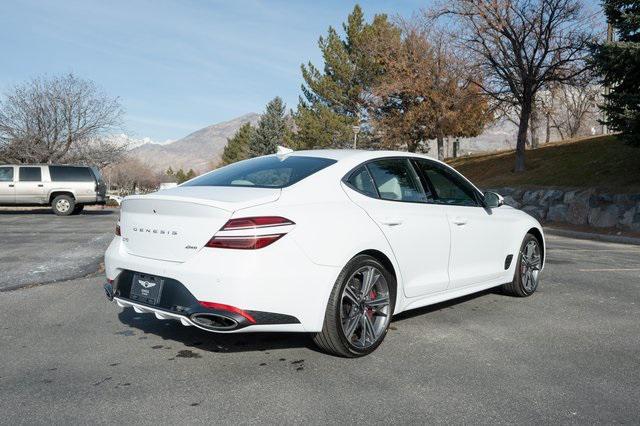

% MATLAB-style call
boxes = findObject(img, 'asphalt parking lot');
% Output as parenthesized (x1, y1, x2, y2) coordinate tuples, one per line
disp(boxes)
(0, 207, 118, 290)
(1, 212, 639, 424)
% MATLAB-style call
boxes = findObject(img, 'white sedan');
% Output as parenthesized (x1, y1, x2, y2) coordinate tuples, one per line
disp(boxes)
(104, 150, 544, 357)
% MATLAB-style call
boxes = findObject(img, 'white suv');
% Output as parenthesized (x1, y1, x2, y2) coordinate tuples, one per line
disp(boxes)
(0, 164, 107, 215)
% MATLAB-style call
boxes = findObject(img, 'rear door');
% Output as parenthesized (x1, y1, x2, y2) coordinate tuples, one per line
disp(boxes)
(0, 166, 16, 204)
(344, 158, 451, 297)
(15, 166, 45, 204)
(413, 159, 508, 288)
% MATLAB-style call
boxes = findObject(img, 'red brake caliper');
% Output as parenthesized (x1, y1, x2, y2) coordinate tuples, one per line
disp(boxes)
(366, 290, 377, 319)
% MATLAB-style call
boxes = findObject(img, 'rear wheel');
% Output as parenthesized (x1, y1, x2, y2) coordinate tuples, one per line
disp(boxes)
(503, 233, 542, 297)
(314, 255, 395, 357)
(51, 195, 75, 216)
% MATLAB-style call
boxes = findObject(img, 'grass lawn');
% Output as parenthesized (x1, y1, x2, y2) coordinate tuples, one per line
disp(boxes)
(447, 135, 640, 192)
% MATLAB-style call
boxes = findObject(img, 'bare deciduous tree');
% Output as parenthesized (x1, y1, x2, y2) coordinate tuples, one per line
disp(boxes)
(434, 0, 596, 171)
(0, 73, 124, 165)
(102, 156, 160, 195)
(549, 78, 600, 139)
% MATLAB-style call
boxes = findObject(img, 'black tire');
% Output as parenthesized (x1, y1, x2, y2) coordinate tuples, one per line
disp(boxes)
(313, 254, 396, 358)
(51, 195, 75, 216)
(72, 204, 84, 215)
(503, 233, 542, 297)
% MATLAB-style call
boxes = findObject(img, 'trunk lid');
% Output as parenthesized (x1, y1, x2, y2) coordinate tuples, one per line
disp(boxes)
(120, 187, 280, 262)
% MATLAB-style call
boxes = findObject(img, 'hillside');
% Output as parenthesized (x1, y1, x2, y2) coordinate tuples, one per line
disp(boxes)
(448, 135, 640, 192)
(129, 113, 260, 173)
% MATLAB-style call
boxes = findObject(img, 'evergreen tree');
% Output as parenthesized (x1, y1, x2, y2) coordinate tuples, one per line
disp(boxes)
(166, 167, 174, 176)
(249, 97, 290, 156)
(186, 169, 196, 180)
(221, 122, 255, 165)
(294, 5, 399, 149)
(591, 0, 640, 145)
(174, 169, 187, 184)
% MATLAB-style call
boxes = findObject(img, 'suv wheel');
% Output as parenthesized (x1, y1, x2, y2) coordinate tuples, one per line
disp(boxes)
(52, 195, 75, 216)
(314, 255, 395, 357)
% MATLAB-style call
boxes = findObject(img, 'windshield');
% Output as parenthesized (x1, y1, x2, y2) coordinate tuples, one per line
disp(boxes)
(183, 155, 337, 188)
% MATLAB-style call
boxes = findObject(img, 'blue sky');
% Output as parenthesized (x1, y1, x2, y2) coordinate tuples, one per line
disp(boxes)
(0, 0, 603, 142)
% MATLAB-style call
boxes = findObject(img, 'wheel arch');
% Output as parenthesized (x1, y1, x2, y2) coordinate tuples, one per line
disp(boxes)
(49, 191, 75, 204)
(354, 249, 399, 310)
(526, 226, 545, 267)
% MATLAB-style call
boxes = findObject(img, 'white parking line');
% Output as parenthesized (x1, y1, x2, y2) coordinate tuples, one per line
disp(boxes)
(578, 268, 640, 272)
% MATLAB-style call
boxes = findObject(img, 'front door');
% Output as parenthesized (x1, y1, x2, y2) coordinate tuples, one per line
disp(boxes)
(14, 166, 45, 204)
(0, 166, 16, 204)
(344, 158, 451, 298)
(412, 159, 508, 289)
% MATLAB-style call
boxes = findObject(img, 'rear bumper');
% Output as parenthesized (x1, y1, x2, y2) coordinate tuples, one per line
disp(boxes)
(104, 275, 301, 333)
(104, 235, 340, 332)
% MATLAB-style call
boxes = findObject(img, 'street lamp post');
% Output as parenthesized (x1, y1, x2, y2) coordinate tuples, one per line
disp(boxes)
(352, 125, 360, 149)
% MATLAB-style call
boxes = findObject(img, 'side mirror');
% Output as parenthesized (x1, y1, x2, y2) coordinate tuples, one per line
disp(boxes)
(483, 191, 504, 208)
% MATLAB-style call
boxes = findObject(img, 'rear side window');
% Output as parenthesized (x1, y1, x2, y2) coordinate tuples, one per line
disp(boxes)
(345, 166, 378, 198)
(184, 156, 336, 188)
(49, 166, 96, 182)
(367, 159, 427, 202)
(19, 167, 41, 182)
(0, 167, 13, 182)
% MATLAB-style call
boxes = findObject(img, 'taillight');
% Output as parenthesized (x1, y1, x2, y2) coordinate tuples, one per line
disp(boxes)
(205, 234, 284, 249)
(220, 216, 294, 230)
(115, 221, 121, 236)
(206, 216, 294, 249)
(198, 301, 256, 324)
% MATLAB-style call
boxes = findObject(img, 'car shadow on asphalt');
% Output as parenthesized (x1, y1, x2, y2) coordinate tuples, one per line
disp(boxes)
(0, 208, 115, 215)
(117, 308, 316, 354)
(390, 288, 498, 323)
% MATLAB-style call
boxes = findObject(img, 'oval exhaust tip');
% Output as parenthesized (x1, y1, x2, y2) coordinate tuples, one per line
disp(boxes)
(190, 313, 238, 331)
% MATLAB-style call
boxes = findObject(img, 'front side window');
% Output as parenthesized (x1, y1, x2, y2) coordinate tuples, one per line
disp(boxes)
(414, 160, 478, 206)
(0, 167, 13, 182)
(184, 156, 336, 188)
(367, 159, 427, 202)
(19, 167, 41, 182)
(345, 166, 378, 198)
(49, 166, 95, 182)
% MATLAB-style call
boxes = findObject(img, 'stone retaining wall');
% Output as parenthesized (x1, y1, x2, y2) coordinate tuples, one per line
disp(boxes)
(489, 187, 640, 232)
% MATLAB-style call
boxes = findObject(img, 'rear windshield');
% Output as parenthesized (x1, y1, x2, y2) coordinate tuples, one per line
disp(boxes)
(50, 166, 96, 182)
(184, 156, 336, 188)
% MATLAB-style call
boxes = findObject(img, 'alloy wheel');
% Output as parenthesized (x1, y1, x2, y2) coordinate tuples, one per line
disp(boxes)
(340, 265, 391, 349)
(520, 240, 542, 292)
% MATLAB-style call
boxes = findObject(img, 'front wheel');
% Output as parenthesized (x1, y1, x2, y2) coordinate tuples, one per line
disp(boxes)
(313, 255, 395, 357)
(503, 233, 543, 297)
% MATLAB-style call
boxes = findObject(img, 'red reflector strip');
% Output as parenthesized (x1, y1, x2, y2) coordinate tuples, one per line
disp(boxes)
(198, 301, 256, 324)
(205, 234, 284, 250)
(115, 222, 121, 236)
(221, 216, 294, 230)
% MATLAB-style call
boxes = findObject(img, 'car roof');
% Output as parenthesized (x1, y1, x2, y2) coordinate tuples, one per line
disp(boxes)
(289, 149, 438, 162)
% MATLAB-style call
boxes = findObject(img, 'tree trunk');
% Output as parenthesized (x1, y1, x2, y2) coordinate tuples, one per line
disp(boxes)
(545, 112, 551, 144)
(515, 100, 532, 173)
(530, 103, 540, 149)
(437, 133, 445, 161)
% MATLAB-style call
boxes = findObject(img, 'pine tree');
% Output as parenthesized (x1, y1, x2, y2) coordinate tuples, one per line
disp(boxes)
(174, 169, 187, 184)
(166, 167, 174, 176)
(591, 0, 640, 145)
(294, 5, 399, 149)
(186, 169, 196, 180)
(221, 123, 255, 165)
(249, 97, 290, 157)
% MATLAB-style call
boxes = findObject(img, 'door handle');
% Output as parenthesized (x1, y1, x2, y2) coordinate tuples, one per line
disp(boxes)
(379, 217, 403, 226)
(8, 184, 14, 187)
(37, 184, 44, 187)
(452, 217, 468, 226)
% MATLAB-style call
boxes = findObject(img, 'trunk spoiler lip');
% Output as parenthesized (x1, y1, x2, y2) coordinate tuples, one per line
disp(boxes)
(122, 189, 282, 212)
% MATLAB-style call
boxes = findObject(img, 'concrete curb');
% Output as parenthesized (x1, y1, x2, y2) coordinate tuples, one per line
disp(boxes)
(544, 227, 640, 246)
